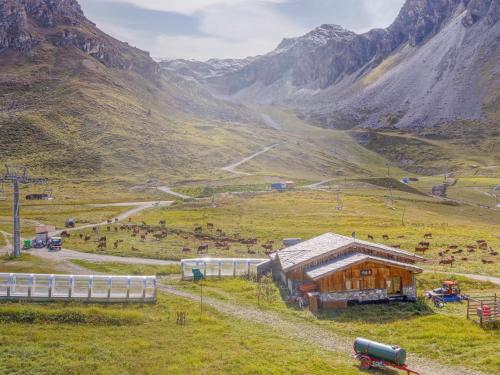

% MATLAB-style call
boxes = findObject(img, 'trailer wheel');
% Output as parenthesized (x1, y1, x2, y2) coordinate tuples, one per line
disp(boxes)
(359, 356, 372, 370)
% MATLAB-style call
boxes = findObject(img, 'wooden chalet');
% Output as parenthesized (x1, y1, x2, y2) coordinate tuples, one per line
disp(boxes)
(272, 233, 424, 309)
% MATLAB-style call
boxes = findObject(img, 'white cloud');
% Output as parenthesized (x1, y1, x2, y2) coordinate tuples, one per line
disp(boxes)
(91, 0, 306, 60)
(102, 0, 287, 15)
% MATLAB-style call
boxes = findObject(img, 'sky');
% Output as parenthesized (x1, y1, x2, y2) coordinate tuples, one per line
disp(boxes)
(78, 0, 406, 61)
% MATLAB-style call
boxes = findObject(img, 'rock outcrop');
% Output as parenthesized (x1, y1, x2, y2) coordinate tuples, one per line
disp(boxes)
(0, 0, 158, 78)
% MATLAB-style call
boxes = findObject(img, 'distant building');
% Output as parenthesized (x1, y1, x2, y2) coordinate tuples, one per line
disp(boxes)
(271, 181, 294, 191)
(26, 194, 49, 200)
(35, 225, 56, 242)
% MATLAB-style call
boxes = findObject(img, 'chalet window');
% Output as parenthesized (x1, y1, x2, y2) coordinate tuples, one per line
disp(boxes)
(345, 279, 351, 290)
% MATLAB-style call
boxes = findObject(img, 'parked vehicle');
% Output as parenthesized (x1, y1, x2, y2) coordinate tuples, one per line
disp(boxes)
(426, 280, 467, 307)
(353, 337, 420, 374)
(47, 237, 62, 251)
(65, 218, 75, 228)
(22, 239, 32, 250)
(32, 238, 47, 249)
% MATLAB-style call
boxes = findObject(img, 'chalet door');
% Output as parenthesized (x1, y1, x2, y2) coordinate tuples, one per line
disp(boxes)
(386, 276, 402, 295)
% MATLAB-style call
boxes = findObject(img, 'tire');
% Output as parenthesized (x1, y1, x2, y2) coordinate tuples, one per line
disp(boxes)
(360, 357, 372, 370)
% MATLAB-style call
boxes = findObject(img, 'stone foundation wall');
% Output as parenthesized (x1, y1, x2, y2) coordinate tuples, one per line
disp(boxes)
(403, 285, 417, 300)
(321, 288, 388, 303)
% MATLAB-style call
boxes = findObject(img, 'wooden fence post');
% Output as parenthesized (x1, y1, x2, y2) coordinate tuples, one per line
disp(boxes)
(466, 298, 470, 320)
(480, 301, 483, 327)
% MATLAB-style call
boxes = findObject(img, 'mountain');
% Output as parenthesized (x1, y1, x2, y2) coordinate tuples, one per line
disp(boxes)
(166, 0, 499, 132)
(0, 0, 272, 179)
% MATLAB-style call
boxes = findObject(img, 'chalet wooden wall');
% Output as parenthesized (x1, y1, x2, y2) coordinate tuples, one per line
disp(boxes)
(315, 261, 413, 293)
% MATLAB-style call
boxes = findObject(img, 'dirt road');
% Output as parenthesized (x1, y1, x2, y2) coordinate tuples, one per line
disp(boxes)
(156, 187, 193, 200)
(51, 200, 173, 235)
(221, 143, 281, 175)
(30, 247, 178, 266)
(159, 284, 487, 375)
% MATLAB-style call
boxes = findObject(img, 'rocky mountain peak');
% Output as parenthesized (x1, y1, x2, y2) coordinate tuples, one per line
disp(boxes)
(277, 24, 356, 51)
(0, 0, 158, 78)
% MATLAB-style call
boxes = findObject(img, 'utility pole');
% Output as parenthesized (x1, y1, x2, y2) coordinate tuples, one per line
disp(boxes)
(0, 165, 48, 257)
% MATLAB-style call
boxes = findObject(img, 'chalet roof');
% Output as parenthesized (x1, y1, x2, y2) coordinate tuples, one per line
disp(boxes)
(306, 253, 423, 280)
(276, 232, 423, 271)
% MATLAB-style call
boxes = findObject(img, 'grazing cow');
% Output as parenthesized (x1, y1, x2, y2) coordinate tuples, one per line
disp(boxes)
(479, 242, 488, 250)
(107, 219, 112, 224)
(92, 226, 98, 233)
(79, 233, 84, 240)
(397, 235, 405, 239)
(182, 247, 191, 253)
(97, 242, 106, 249)
(99, 236, 107, 243)
(424, 233, 433, 239)
(194, 226, 203, 234)
(392, 244, 401, 249)
(114, 218, 119, 223)
(461, 257, 468, 261)
(207, 223, 214, 230)
(452, 249, 463, 254)
(159, 220, 166, 226)
(415, 247, 428, 254)
(247, 248, 256, 255)
(466, 244, 477, 250)
(84, 235, 91, 242)
(476, 240, 486, 245)
(438, 251, 445, 257)
(481, 258, 494, 264)
(382, 234, 389, 240)
(367, 234, 374, 241)
(153, 232, 164, 241)
(131, 246, 139, 252)
(439, 257, 455, 266)
(490, 252, 498, 256)
(448, 245, 458, 249)
(197, 244, 209, 254)
(467, 248, 475, 253)
(418, 241, 430, 248)
(261, 244, 273, 251)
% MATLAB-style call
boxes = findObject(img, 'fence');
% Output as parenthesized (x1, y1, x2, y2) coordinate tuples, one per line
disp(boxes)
(181, 258, 270, 280)
(0, 273, 157, 302)
(466, 294, 499, 327)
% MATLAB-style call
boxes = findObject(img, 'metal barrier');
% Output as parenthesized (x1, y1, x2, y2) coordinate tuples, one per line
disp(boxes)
(181, 258, 269, 280)
(0, 273, 157, 302)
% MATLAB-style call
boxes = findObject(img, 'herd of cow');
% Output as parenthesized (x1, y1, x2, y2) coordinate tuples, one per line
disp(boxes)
(366, 232, 497, 267)
(68, 220, 274, 256)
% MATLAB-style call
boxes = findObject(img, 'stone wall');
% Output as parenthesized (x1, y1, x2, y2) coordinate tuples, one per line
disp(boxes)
(321, 288, 388, 303)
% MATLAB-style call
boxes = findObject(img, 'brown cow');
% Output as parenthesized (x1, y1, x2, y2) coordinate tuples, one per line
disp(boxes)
(418, 241, 430, 248)
(79, 233, 84, 240)
(207, 223, 214, 230)
(84, 235, 91, 242)
(424, 233, 433, 239)
(481, 258, 494, 264)
(197, 244, 209, 254)
(261, 244, 273, 251)
(448, 245, 458, 249)
(382, 234, 389, 240)
(452, 249, 463, 254)
(367, 234, 374, 241)
(439, 256, 455, 266)
(182, 247, 191, 253)
(415, 247, 428, 254)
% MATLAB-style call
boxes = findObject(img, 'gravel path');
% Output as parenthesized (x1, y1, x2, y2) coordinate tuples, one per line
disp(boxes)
(156, 187, 194, 201)
(221, 143, 281, 175)
(29, 247, 179, 266)
(158, 284, 488, 375)
(426, 270, 500, 285)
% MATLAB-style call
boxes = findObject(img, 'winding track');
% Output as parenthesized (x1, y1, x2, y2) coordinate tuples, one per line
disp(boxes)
(221, 143, 281, 175)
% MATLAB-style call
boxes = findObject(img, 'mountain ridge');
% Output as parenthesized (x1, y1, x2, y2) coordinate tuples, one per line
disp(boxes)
(164, 0, 499, 130)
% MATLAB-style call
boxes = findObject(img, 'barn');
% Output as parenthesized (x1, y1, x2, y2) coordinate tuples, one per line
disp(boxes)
(272, 233, 424, 309)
